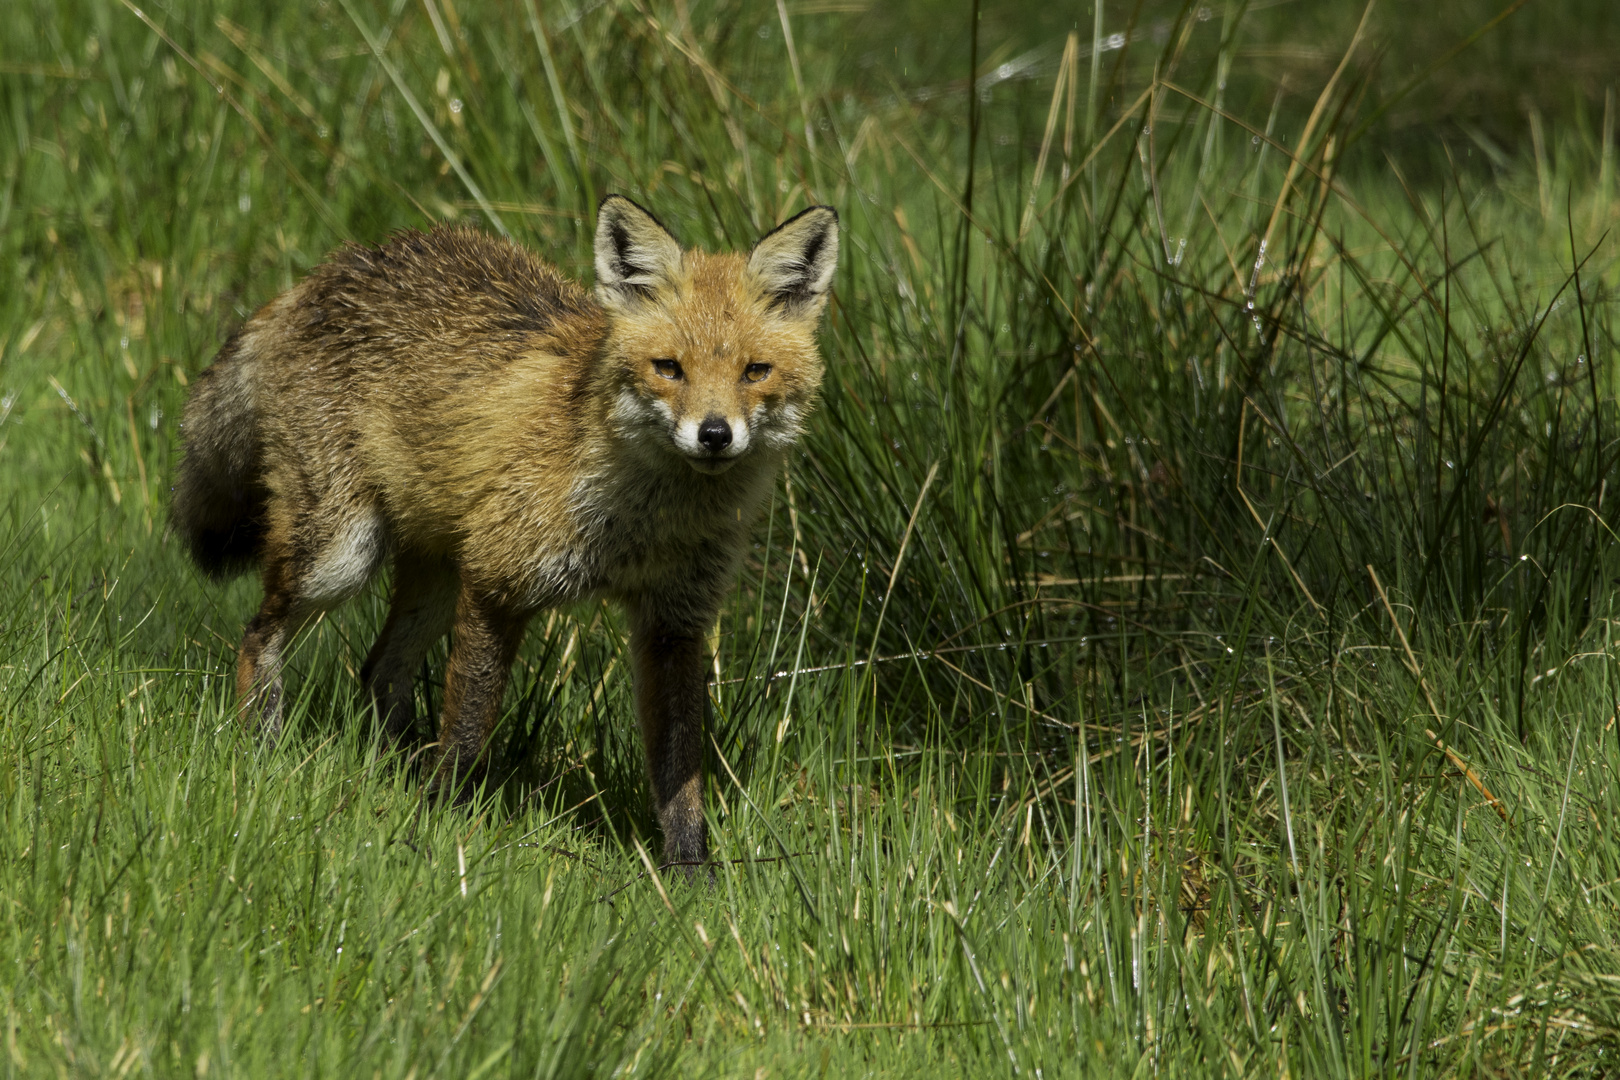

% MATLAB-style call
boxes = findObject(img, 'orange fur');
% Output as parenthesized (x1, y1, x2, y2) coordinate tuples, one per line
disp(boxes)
(173, 197, 839, 867)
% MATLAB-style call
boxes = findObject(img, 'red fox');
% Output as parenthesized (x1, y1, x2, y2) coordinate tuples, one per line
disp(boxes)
(172, 196, 838, 867)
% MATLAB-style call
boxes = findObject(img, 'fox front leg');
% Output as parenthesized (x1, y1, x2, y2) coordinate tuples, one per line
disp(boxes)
(627, 602, 712, 872)
(428, 586, 529, 800)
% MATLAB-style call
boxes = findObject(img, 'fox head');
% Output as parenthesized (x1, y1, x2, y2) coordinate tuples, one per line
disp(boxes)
(594, 195, 839, 475)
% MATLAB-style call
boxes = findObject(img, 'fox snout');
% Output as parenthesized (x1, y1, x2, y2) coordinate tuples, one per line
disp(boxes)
(698, 416, 731, 451)
(686, 413, 739, 466)
(675, 412, 749, 472)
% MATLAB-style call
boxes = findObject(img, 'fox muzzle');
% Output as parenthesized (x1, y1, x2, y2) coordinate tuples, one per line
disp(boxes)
(697, 416, 732, 452)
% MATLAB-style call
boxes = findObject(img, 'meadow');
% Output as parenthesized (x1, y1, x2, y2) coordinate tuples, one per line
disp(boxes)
(3, 0, 1620, 1075)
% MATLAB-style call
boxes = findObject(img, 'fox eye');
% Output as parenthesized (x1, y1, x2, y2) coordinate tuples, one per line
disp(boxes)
(652, 358, 683, 380)
(743, 363, 771, 383)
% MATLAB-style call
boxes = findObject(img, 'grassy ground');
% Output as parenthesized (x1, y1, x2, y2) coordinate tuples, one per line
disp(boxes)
(4, 1, 1620, 1076)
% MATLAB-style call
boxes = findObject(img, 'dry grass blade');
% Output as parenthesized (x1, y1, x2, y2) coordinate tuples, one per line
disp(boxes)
(1258, 0, 1377, 257)
(1369, 565, 1511, 823)
(864, 459, 939, 668)
(1018, 32, 1077, 243)
(1235, 399, 1324, 617)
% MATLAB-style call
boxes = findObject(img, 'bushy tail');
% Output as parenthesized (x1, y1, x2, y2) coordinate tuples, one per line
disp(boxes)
(171, 331, 267, 580)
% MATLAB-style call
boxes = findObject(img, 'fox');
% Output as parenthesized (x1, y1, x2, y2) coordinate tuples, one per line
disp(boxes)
(171, 195, 839, 868)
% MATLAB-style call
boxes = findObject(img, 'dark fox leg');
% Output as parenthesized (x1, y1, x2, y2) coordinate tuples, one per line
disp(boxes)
(427, 586, 528, 800)
(235, 558, 315, 745)
(361, 553, 458, 749)
(236, 500, 384, 744)
(626, 602, 711, 872)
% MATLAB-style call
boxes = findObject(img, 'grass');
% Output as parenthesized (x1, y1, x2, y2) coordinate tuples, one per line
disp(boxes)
(4, 0, 1620, 1075)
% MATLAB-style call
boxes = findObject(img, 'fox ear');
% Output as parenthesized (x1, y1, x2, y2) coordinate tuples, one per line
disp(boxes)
(748, 205, 839, 317)
(595, 195, 683, 304)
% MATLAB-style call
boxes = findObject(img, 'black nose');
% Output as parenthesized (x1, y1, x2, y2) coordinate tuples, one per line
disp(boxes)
(698, 416, 732, 452)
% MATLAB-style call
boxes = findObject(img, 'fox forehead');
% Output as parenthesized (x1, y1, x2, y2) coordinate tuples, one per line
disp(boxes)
(607, 251, 807, 365)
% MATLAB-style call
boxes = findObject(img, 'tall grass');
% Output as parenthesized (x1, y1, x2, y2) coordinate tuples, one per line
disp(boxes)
(3, 0, 1620, 1075)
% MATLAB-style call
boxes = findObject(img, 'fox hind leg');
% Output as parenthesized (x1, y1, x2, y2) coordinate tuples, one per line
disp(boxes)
(427, 585, 529, 800)
(361, 552, 458, 749)
(236, 504, 386, 743)
(235, 558, 316, 745)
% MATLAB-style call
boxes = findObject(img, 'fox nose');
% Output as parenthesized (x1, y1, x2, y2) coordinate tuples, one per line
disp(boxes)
(698, 416, 732, 452)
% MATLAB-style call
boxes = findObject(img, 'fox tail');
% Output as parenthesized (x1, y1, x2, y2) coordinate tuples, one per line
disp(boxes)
(170, 331, 267, 580)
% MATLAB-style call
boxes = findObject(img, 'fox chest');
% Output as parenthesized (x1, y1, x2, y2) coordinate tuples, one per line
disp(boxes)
(512, 489, 752, 612)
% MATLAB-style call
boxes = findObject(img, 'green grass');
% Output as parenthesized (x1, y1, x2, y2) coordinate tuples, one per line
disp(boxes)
(4, 0, 1620, 1076)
